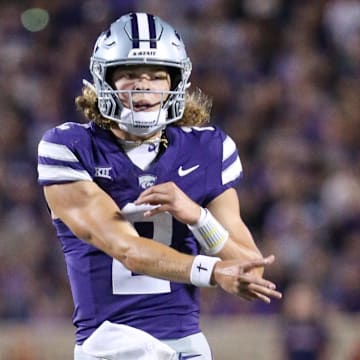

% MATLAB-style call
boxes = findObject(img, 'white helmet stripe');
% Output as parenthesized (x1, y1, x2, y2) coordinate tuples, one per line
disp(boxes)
(130, 13, 157, 49)
(137, 13, 151, 50)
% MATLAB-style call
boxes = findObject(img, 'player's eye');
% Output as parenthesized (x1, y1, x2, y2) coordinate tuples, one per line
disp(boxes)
(124, 72, 137, 79)
(153, 72, 168, 80)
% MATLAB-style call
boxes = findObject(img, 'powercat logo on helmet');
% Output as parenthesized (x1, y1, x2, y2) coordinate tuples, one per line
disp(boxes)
(128, 49, 157, 57)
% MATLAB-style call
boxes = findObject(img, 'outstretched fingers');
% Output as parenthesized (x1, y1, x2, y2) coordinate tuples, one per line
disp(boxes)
(247, 283, 282, 301)
(236, 274, 281, 299)
(241, 255, 275, 273)
(234, 256, 282, 302)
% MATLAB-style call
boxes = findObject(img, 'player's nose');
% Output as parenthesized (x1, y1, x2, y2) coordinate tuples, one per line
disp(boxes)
(134, 74, 151, 90)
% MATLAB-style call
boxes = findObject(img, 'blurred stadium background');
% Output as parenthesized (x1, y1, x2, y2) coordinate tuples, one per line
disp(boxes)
(1, 0, 360, 359)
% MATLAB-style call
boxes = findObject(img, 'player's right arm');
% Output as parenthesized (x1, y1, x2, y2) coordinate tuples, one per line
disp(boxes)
(44, 180, 194, 283)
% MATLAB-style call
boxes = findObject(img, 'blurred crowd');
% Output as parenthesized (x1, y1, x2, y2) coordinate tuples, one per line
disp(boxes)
(0, 0, 359, 327)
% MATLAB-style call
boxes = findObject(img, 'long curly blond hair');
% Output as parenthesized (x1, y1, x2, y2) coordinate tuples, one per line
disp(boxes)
(75, 84, 212, 130)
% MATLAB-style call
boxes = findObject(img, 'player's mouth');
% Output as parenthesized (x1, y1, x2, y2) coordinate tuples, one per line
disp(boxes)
(133, 101, 161, 111)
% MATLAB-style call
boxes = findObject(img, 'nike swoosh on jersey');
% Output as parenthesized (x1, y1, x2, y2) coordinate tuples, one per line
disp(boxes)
(178, 164, 200, 177)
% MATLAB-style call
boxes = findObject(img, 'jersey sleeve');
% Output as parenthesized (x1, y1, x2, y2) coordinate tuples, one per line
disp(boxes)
(221, 132, 243, 186)
(203, 127, 243, 205)
(37, 123, 93, 186)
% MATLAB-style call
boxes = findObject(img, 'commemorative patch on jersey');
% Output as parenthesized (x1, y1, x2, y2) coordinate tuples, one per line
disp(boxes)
(138, 174, 157, 189)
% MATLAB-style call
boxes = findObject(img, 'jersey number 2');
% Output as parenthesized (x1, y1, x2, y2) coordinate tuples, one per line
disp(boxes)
(112, 209, 172, 295)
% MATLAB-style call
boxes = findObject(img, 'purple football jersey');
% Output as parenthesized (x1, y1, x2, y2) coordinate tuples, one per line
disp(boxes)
(37, 121, 242, 344)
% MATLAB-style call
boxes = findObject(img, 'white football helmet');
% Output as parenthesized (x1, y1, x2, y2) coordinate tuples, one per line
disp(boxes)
(90, 12, 192, 137)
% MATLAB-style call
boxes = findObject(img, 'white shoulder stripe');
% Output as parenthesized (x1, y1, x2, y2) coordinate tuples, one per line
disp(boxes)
(38, 164, 92, 182)
(222, 157, 243, 185)
(38, 140, 78, 162)
(222, 136, 237, 162)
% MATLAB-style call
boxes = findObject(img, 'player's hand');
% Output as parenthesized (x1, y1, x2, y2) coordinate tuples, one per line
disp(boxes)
(134, 181, 201, 224)
(213, 255, 282, 303)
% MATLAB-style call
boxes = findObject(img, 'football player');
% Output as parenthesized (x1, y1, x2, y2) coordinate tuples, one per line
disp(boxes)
(37, 12, 282, 360)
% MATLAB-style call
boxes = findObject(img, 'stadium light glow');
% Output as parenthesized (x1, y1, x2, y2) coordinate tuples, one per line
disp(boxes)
(21, 8, 49, 32)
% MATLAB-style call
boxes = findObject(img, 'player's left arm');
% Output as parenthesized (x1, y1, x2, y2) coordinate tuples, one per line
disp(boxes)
(135, 182, 281, 301)
(206, 187, 264, 275)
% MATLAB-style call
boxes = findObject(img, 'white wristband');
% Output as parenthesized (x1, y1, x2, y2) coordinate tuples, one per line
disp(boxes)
(190, 255, 221, 287)
(188, 208, 229, 255)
